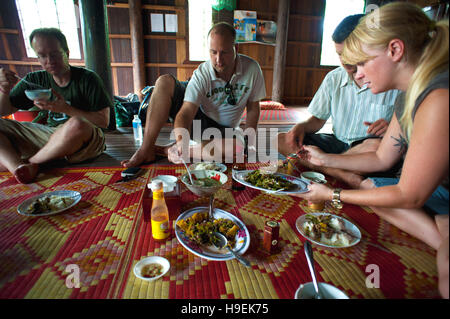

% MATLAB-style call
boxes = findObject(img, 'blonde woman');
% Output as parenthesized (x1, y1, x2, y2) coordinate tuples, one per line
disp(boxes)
(292, 2, 448, 298)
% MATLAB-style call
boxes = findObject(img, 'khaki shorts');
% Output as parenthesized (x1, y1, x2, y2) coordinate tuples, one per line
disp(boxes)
(0, 118, 106, 163)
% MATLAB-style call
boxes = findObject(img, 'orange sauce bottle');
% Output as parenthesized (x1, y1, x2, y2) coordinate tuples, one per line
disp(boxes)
(151, 180, 170, 240)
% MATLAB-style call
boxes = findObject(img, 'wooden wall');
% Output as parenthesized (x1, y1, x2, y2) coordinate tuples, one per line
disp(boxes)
(106, 0, 195, 96)
(0, 0, 447, 105)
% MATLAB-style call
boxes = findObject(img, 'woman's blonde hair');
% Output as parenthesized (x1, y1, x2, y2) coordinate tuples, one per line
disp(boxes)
(342, 2, 449, 141)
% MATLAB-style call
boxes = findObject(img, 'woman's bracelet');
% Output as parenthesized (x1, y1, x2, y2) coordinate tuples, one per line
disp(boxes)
(331, 188, 343, 209)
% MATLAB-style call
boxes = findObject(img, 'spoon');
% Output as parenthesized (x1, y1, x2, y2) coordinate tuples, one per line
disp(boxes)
(180, 157, 194, 185)
(208, 196, 215, 220)
(304, 241, 322, 299)
(213, 232, 251, 268)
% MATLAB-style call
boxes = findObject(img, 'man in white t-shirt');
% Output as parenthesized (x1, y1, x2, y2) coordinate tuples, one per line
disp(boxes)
(122, 22, 265, 167)
(277, 14, 401, 187)
(168, 22, 266, 163)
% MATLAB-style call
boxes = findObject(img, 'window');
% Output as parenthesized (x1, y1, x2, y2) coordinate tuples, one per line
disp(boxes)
(15, 0, 81, 59)
(320, 0, 365, 66)
(188, 0, 213, 61)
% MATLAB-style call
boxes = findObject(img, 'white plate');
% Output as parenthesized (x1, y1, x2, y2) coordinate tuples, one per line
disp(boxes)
(188, 162, 227, 173)
(133, 256, 170, 281)
(295, 213, 361, 248)
(175, 207, 250, 261)
(294, 282, 349, 299)
(232, 169, 309, 194)
(17, 190, 82, 217)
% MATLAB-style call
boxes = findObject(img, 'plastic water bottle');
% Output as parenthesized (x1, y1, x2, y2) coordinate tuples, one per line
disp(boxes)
(132, 114, 143, 141)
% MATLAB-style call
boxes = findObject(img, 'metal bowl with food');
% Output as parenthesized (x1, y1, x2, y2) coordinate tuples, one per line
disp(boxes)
(180, 169, 228, 197)
(24, 89, 52, 101)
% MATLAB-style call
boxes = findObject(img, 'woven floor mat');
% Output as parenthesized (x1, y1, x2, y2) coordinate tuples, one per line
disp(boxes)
(0, 164, 440, 299)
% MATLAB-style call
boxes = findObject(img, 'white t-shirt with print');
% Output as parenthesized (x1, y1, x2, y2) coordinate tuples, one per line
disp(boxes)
(183, 54, 266, 128)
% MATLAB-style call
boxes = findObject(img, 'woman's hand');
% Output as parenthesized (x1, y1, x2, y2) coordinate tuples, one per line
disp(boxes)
(291, 182, 334, 202)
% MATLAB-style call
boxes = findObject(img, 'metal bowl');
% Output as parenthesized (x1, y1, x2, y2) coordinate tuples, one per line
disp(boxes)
(24, 89, 52, 101)
(180, 169, 228, 197)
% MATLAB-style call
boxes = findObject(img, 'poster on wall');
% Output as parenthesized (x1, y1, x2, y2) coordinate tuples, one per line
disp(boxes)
(256, 20, 276, 44)
(233, 10, 257, 42)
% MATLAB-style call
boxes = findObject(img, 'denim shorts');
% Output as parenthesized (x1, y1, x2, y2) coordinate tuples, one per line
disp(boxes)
(369, 177, 449, 215)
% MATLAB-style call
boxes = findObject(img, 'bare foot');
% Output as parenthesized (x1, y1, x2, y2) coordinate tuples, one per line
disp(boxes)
(0, 163, 7, 172)
(296, 157, 364, 188)
(121, 148, 156, 168)
(331, 169, 364, 188)
(14, 163, 39, 184)
(121, 143, 173, 168)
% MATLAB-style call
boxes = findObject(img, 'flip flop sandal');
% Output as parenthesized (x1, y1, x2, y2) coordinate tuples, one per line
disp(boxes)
(14, 163, 39, 184)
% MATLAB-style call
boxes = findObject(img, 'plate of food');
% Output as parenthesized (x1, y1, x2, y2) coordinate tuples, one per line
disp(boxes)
(188, 162, 227, 173)
(175, 207, 250, 261)
(232, 169, 309, 194)
(17, 190, 82, 216)
(295, 213, 361, 248)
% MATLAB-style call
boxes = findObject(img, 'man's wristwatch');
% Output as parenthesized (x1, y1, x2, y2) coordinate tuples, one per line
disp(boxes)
(331, 188, 343, 209)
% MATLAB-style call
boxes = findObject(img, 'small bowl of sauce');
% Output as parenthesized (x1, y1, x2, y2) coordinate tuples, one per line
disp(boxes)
(133, 256, 170, 281)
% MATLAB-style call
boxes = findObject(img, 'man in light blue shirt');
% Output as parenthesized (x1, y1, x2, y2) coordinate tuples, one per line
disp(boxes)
(277, 14, 401, 187)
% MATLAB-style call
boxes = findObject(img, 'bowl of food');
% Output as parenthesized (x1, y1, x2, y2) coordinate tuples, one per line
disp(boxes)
(300, 171, 326, 184)
(133, 256, 170, 281)
(294, 282, 349, 299)
(24, 89, 52, 101)
(189, 161, 227, 173)
(180, 169, 228, 197)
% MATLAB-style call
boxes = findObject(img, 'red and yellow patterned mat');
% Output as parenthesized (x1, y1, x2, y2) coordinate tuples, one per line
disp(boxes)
(0, 164, 440, 298)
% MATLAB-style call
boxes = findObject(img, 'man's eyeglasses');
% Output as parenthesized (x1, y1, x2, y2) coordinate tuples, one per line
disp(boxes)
(224, 82, 237, 105)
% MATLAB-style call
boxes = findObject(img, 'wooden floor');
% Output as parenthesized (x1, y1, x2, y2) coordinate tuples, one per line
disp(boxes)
(76, 106, 332, 168)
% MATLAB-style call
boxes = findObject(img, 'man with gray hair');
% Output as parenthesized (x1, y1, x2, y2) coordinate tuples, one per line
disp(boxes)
(0, 28, 112, 183)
